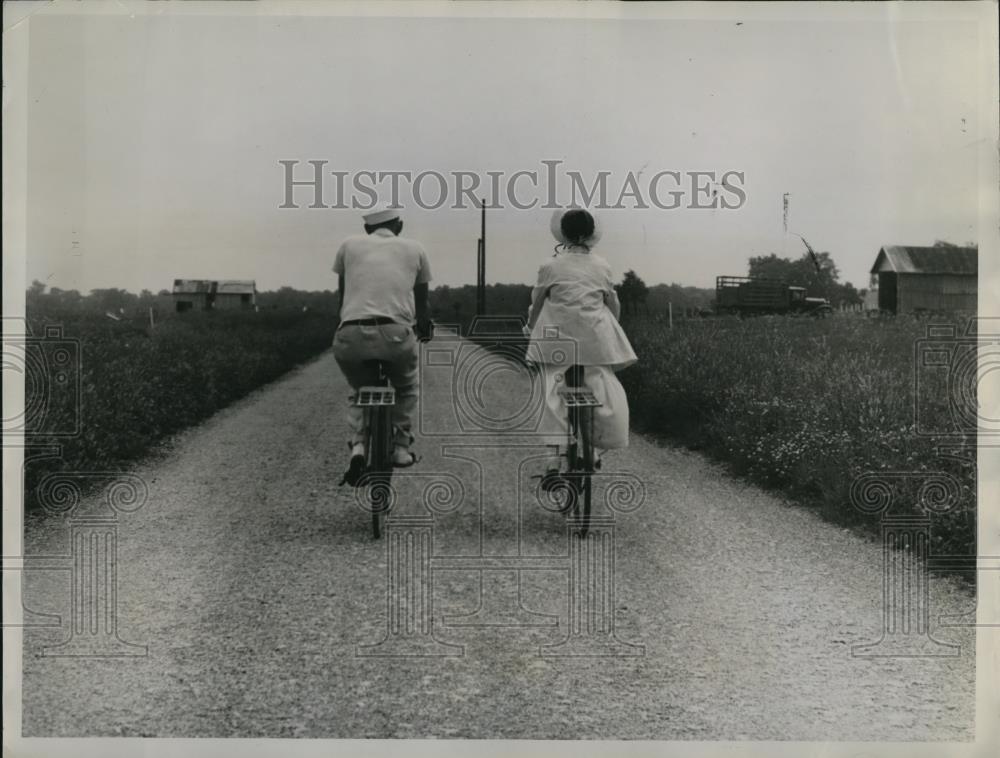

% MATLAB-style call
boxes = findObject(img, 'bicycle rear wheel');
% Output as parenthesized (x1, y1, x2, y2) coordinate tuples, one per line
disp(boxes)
(577, 407, 594, 538)
(562, 366, 597, 538)
(368, 405, 394, 539)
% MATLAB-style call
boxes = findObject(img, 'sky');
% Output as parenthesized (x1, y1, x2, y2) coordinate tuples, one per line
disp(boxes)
(23, 4, 986, 294)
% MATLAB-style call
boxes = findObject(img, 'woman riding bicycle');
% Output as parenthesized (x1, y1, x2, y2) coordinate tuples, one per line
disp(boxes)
(525, 208, 638, 486)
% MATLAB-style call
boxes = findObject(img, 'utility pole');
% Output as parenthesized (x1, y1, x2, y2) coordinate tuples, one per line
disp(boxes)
(476, 199, 486, 315)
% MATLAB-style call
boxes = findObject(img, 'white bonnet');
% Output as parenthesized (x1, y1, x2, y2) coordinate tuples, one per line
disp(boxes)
(550, 207, 602, 247)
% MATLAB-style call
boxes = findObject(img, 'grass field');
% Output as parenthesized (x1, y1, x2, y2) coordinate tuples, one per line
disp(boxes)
(617, 313, 977, 556)
(445, 301, 977, 557)
(22, 306, 337, 509)
(20, 294, 977, 558)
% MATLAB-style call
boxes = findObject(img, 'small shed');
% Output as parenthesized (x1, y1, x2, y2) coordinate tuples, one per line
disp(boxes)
(869, 246, 977, 314)
(172, 279, 256, 312)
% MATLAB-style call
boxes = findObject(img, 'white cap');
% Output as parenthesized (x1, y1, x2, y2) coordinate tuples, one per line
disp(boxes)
(363, 207, 401, 225)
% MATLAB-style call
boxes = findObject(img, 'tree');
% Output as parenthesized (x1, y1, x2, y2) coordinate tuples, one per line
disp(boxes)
(89, 288, 137, 314)
(646, 283, 715, 314)
(616, 270, 649, 316)
(746, 253, 799, 283)
(748, 251, 839, 294)
(46, 287, 83, 308)
(835, 281, 862, 308)
(255, 287, 338, 312)
(749, 251, 827, 295)
(747, 250, 861, 307)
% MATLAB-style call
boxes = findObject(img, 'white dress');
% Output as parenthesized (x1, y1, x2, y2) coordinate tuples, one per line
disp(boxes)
(525, 250, 637, 450)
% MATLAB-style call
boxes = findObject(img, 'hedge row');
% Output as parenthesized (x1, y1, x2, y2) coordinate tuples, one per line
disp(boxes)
(617, 314, 976, 557)
(23, 308, 337, 509)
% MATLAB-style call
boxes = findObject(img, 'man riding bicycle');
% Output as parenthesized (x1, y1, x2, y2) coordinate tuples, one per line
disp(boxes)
(333, 206, 433, 485)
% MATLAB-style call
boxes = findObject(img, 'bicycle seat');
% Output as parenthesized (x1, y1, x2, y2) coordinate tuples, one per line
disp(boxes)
(361, 359, 391, 382)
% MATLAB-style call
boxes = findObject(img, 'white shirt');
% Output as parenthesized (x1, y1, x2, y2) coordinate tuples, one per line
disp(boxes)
(333, 229, 432, 324)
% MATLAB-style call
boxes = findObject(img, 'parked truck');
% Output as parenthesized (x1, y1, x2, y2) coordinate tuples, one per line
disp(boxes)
(714, 276, 832, 317)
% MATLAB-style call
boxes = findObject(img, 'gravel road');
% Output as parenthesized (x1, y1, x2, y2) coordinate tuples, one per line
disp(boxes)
(20, 343, 976, 739)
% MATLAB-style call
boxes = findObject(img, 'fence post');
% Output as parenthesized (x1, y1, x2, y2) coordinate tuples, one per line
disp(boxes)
(668, 302, 673, 329)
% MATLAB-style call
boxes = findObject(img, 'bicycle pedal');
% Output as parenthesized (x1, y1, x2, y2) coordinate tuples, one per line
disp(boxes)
(539, 471, 570, 493)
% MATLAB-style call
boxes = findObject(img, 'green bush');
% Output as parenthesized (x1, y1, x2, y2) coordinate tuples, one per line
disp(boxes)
(23, 307, 337, 508)
(618, 314, 976, 556)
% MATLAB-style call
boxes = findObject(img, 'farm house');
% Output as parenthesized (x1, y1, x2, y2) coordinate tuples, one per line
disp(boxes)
(869, 246, 977, 314)
(172, 279, 257, 312)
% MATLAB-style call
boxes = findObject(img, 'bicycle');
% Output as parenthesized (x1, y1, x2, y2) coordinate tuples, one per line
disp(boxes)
(353, 360, 396, 539)
(555, 364, 602, 538)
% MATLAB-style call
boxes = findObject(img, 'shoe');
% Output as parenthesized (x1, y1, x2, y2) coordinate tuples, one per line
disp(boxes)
(339, 453, 367, 487)
(538, 452, 564, 492)
(539, 466, 565, 493)
(539, 468, 575, 513)
(392, 446, 419, 468)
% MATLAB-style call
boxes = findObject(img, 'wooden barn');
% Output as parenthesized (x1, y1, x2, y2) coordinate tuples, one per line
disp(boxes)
(869, 246, 977, 314)
(172, 279, 257, 312)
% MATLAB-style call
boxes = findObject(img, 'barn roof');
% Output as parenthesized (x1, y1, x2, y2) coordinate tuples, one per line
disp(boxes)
(871, 246, 977, 275)
(216, 280, 256, 295)
(172, 279, 256, 295)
